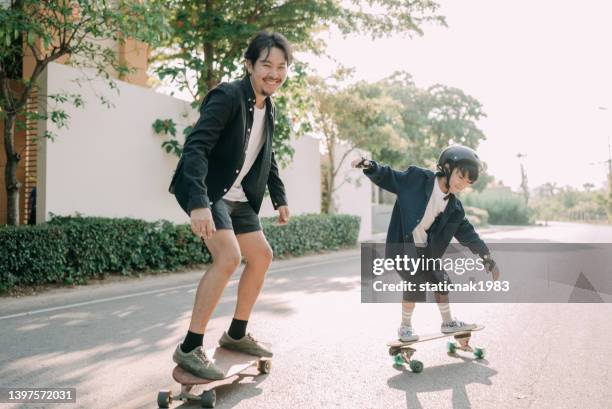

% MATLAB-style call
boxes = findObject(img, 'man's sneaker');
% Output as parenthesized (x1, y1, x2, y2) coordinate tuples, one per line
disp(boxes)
(218, 332, 273, 357)
(441, 319, 477, 334)
(398, 325, 419, 342)
(172, 344, 224, 380)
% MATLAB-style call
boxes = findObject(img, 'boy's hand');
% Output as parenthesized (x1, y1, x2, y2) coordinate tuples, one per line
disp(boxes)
(351, 157, 371, 169)
(483, 255, 500, 281)
(489, 264, 501, 281)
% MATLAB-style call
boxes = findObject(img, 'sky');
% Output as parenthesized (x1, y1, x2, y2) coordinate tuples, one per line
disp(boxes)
(298, 0, 612, 191)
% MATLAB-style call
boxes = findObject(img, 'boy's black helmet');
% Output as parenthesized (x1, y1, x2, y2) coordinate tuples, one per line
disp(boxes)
(437, 145, 484, 172)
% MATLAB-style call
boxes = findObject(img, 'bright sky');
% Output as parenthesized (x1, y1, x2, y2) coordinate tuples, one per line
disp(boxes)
(299, 0, 612, 191)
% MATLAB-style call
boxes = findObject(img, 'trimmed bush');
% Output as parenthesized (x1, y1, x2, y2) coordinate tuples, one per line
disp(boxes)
(464, 206, 489, 227)
(462, 189, 532, 225)
(0, 225, 67, 291)
(0, 213, 360, 292)
(262, 213, 360, 257)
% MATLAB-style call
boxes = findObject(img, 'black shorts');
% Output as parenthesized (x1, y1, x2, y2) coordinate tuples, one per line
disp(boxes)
(398, 247, 452, 302)
(211, 199, 262, 235)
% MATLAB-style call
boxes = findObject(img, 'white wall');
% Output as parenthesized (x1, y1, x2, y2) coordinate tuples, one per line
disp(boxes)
(329, 143, 372, 241)
(259, 134, 321, 218)
(38, 62, 321, 225)
(39, 62, 194, 224)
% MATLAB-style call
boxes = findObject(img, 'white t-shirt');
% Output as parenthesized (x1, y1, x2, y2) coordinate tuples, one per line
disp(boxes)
(412, 177, 449, 247)
(223, 105, 267, 202)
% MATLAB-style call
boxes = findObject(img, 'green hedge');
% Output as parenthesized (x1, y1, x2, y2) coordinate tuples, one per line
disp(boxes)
(464, 206, 489, 227)
(462, 189, 532, 225)
(0, 213, 360, 292)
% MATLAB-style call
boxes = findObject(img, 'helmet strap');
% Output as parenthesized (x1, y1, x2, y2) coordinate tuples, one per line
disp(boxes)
(444, 163, 453, 192)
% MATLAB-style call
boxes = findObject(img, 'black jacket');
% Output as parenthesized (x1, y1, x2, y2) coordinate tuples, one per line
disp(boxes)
(169, 76, 288, 215)
(363, 161, 490, 259)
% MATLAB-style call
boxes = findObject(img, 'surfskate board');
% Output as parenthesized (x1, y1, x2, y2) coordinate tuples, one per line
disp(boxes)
(157, 346, 271, 408)
(386, 325, 485, 373)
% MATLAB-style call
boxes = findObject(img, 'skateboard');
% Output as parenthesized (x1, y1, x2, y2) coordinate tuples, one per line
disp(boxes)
(387, 325, 485, 373)
(157, 347, 272, 408)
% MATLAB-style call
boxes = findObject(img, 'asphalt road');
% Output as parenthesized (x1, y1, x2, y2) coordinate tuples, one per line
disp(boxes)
(1, 221, 611, 409)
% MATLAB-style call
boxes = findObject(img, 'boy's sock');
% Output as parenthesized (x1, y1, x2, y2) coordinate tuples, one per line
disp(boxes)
(181, 330, 203, 353)
(437, 302, 453, 323)
(228, 318, 248, 340)
(401, 302, 415, 327)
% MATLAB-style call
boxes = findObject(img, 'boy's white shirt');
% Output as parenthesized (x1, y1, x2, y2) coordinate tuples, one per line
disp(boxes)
(223, 104, 267, 202)
(412, 177, 449, 247)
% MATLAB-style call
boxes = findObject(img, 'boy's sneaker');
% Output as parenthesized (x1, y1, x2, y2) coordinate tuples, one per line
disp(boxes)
(397, 325, 419, 342)
(441, 319, 477, 334)
(172, 344, 224, 380)
(218, 332, 273, 357)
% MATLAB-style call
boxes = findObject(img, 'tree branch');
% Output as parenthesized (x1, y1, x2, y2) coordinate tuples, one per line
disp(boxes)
(332, 145, 356, 178)
(63, 15, 92, 51)
(331, 175, 352, 193)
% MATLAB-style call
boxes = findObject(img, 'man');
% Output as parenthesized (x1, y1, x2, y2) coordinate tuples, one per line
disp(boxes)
(169, 31, 292, 379)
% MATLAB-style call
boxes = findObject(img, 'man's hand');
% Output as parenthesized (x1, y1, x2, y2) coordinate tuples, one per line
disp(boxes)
(351, 157, 371, 169)
(278, 205, 290, 225)
(191, 207, 215, 240)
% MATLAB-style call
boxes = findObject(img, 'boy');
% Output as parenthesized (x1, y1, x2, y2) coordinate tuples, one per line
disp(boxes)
(353, 145, 500, 341)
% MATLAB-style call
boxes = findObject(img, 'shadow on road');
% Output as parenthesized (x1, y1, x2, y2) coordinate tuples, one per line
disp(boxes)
(387, 360, 497, 409)
(0, 255, 362, 408)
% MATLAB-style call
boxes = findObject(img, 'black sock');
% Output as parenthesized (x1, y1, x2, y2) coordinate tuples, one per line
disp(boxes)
(228, 318, 248, 340)
(181, 330, 203, 353)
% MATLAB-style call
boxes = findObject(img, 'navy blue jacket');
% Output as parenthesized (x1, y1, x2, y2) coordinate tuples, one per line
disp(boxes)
(364, 161, 490, 259)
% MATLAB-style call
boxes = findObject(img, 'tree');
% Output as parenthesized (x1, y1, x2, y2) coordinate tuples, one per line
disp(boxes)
(152, 0, 445, 98)
(539, 182, 558, 198)
(470, 170, 494, 192)
(152, 60, 315, 167)
(149, 0, 445, 164)
(561, 186, 579, 209)
(375, 72, 487, 169)
(313, 72, 405, 213)
(315, 69, 489, 213)
(0, 0, 167, 225)
(516, 152, 529, 203)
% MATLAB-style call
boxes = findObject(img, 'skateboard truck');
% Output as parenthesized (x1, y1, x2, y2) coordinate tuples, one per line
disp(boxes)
(446, 332, 485, 359)
(388, 346, 424, 373)
(157, 384, 217, 409)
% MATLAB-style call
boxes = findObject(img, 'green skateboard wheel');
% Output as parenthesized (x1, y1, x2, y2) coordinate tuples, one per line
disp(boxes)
(393, 354, 405, 365)
(474, 347, 485, 359)
(447, 341, 457, 354)
(409, 360, 424, 373)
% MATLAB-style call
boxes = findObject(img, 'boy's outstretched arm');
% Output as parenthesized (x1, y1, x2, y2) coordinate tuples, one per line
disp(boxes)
(351, 157, 407, 194)
(454, 218, 501, 280)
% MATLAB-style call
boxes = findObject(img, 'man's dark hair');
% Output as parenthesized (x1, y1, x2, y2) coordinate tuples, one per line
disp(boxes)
(244, 31, 293, 67)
